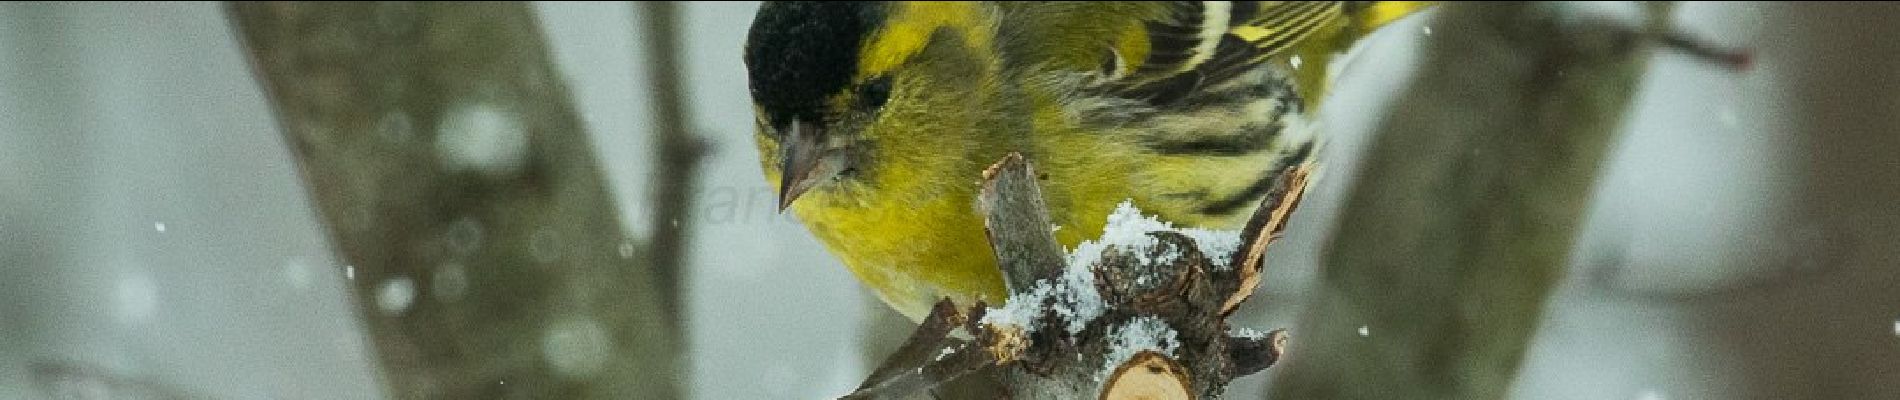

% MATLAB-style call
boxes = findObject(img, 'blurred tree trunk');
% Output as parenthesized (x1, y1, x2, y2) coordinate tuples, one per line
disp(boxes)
(226, 2, 689, 398)
(1266, 3, 1661, 399)
(637, 0, 703, 321)
(1683, 3, 1900, 399)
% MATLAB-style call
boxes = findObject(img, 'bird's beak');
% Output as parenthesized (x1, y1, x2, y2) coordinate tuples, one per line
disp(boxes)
(777, 119, 834, 212)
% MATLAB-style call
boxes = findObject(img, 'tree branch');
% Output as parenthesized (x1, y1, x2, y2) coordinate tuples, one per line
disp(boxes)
(847, 153, 1309, 399)
(225, 2, 684, 398)
(980, 153, 1070, 294)
(1267, 3, 1680, 399)
(637, 0, 707, 322)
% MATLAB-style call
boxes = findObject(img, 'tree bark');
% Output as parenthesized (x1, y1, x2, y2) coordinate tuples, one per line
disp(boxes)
(1265, 2, 1672, 399)
(1689, 3, 1900, 399)
(225, 2, 689, 398)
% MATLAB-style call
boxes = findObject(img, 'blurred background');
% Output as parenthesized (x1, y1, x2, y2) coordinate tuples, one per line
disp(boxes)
(1, 1, 1896, 399)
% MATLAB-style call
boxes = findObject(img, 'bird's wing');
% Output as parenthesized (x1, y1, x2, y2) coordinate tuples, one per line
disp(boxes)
(1100, 1, 1346, 106)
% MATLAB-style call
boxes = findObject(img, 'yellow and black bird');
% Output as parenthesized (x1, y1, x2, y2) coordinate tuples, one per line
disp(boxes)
(744, 1, 1431, 321)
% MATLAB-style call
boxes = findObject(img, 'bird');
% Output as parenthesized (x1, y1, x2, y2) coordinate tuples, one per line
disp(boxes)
(742, 1, 1432, 321)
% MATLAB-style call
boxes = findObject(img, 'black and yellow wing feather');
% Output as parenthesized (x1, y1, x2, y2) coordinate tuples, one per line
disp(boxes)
(1105, 1, 1347, 105)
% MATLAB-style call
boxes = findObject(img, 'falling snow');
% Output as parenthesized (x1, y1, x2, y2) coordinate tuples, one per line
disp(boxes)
(543, 317, 613, 379)
(284, 257, 314, 290)
(432, 263, 469, 302)
(618, 239, 637, 259)
(435, 101, 530, 176)
(375, 277, 417, 314)
(114, 273, 158, 324)
(445, 217, 483, 256)
(1719, 107, 1741, 127)
(377, 111, 414, 142)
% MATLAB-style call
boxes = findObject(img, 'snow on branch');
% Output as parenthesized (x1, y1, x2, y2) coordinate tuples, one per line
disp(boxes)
(844, 153, 1309, 400)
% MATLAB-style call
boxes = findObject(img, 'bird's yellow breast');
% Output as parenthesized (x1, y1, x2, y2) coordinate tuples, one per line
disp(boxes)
(787, 174, 1006, 320)
(785, 85, 1271, 321)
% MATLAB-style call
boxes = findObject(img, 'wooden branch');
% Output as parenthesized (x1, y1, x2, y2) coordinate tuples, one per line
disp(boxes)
(980, 153, 1070, 293)
(1266, 3, 1678, 399)
(851, 300, 973, 398)
(1100, 351, 1193, 400)
(225, 2, 683, 398)
(1221, 162, 1313, 316)
(846, 154, 1310, 399)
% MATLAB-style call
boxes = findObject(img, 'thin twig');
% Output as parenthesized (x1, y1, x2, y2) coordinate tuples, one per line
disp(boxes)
(638, 0, 707, 326)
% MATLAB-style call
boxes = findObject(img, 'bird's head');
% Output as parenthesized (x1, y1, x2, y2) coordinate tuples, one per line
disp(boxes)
(743, 1, 999, 213)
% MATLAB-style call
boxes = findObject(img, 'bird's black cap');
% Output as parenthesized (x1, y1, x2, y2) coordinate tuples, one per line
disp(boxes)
(744, 1, 889, 130)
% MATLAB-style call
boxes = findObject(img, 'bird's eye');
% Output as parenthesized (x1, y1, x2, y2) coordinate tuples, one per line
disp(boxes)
(859, 76, 893, 110)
